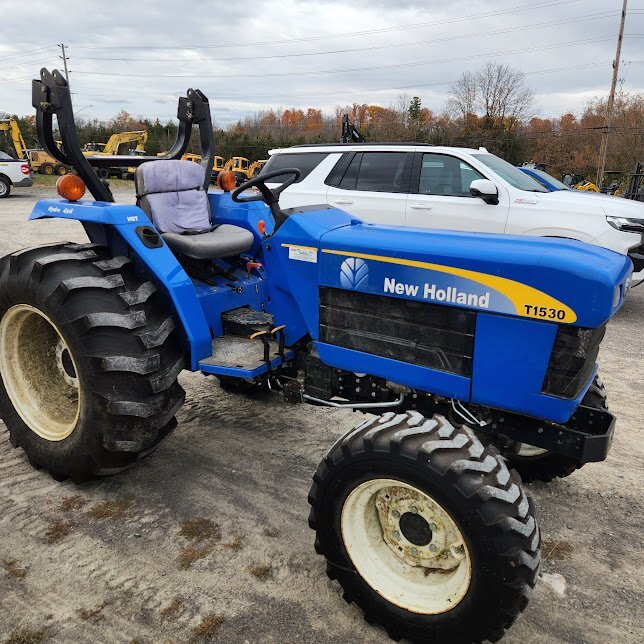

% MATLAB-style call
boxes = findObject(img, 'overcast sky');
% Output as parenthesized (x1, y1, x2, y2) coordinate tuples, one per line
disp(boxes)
(1, 0, 642, 126)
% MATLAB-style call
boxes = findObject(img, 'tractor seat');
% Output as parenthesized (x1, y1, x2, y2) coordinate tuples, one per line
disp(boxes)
(135, 160, 253, 259)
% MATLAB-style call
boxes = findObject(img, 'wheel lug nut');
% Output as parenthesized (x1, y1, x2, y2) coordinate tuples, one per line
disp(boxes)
(411, 506, 418, 513)
(410, 547, 418, 555)
(429, 522, 437, 531)
(429, 544, 437, 552)
(392, 530, 400, 539)
(392, 510, 400, 519)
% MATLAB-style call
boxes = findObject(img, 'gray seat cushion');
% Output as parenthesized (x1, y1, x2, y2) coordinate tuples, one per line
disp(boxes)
(135, 160, 253, 259)
(136, 160, 210, 234)
(163, 225, 254, 260)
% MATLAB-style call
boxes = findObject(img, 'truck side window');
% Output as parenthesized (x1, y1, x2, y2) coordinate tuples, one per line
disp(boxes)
(419, 153, 484, 196)
(339, 153, 362, 190)
(261, 152, 329, 184)
(354, 152, 407, 193)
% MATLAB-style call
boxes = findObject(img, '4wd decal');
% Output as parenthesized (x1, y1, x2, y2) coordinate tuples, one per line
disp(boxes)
(322, 249, 577, 324)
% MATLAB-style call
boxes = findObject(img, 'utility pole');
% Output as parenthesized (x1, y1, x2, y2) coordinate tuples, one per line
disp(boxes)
(596, 0, 627, 187)
(58, 43, 70, 86)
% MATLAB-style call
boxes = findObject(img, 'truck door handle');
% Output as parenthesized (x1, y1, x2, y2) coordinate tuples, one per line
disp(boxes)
(409, 204, 433, 210)
(333, 199, 354, 205)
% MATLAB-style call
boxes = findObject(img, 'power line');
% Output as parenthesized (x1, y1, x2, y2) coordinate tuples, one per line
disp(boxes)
(69, 0, 584, 50)
(72, 12, 615, 64)
(71, 37, 615, 81)
(0, 45, 58, 62)
(69, 61, 617, 103)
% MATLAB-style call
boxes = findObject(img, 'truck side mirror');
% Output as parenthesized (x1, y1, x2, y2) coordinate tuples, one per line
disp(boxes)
(470, 179, 499, 205)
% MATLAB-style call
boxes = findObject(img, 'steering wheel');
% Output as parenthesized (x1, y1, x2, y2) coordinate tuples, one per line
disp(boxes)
(231, 168, 301, 228)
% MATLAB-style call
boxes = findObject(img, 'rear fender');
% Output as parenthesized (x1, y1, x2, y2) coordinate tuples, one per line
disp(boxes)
(29, 198, 212, 368)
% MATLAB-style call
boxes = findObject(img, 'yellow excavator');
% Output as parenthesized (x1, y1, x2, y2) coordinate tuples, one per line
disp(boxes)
(1, 118, 72, 175)
(250, 159, 267, 177)
(83, 131, 148, 179)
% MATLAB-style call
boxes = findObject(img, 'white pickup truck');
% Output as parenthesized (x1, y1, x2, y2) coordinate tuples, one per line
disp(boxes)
(0, 151, 33, 198)
(263, 144, 644, 284)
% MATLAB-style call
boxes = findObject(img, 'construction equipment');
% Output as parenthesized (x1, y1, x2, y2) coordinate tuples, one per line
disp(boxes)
(0, 118, 28, 160)
(83, 130, 148, 179)
(0, 69, 632, 643)
(0, 118, 70, 175)
(210, 155, 225, 183)
(249, 159, 267, 177)
(223, 156, 253, 185)
(340, 114, 366, 143)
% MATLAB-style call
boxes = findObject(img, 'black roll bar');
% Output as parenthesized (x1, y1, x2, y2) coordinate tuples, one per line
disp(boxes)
(32, 68, 215, 201)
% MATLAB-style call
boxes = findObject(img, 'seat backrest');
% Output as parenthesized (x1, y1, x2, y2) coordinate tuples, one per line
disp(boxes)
(135, 160, 210, 233)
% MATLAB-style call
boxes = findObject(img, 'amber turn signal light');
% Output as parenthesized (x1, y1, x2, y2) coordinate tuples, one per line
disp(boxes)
(217, 171, 237, 192)
(258, 220, 266, 235)
(56, 174, 86, 202)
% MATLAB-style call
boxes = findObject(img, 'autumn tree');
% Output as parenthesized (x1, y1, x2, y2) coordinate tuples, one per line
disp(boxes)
(448, 62, 535, 128)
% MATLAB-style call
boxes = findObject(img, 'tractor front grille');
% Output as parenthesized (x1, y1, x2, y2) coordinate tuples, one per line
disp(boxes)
(542, 324, 606, 399)
(319, 287, 476, 377)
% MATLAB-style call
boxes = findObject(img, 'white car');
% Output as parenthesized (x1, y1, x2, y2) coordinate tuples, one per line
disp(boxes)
(262, 144, 644, 284)
(0, 151, 33, 198)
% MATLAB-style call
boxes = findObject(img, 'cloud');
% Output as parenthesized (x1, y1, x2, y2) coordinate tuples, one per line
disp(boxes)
(0, 0, 641, 126)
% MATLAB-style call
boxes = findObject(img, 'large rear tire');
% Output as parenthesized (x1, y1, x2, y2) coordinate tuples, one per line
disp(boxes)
(0, 243, 185, 481)
(309, 411, 539, 643)
(505, 376, 607, 483)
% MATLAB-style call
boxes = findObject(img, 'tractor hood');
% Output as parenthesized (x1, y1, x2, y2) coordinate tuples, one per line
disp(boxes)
(318, 221, 632, 329)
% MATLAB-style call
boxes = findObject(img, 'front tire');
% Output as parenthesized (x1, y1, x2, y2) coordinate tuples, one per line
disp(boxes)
(309, 411, 539, 643)
(0, 243, 185, 481)
(505, 376, 607, 483)
(0, 176, 10, 198)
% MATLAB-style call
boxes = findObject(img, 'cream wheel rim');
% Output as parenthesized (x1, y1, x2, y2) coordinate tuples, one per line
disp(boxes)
(517, 443, 549, 457)
(0, 304, 80, 441)
(341, 478, 472, 614)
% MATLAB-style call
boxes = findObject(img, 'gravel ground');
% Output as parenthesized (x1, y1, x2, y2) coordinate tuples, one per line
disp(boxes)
(0, 183, 642, 644)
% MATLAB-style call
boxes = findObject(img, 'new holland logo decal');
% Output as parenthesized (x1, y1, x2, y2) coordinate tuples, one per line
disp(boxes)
(340, 257, 369, 289)
(322, 249, 577, 324)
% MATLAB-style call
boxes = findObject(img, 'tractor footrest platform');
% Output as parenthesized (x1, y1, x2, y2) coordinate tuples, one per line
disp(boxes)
(198, 335, 292, 379)
(491, 404, 615, 464)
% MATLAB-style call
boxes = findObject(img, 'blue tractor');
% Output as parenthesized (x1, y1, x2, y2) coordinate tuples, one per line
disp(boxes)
(0, 70, 633, 642)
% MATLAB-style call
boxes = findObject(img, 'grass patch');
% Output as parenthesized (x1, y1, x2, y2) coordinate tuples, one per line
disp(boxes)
(178, 544, 214, 570)
(542, 539, 574, 561)
(189, 614, 224, 642)
(160, 596, 186, 620)
(76, 599, 111, 622)
(60, 495, 87, 512)
(2, 559, 28, 579)
(179, 518, 220, 543)
(87, 500, 133, 521)
(3, 627, 50, 644)
(248, 563, 272, 581)
(44, 521, 73, 544)
(222, 534, 245, 552)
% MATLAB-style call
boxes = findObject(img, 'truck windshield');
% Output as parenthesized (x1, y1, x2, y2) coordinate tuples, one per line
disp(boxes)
(472, 154, 549, 192)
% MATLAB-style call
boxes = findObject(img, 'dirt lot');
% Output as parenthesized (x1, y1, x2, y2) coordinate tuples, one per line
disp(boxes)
(0, 181, 642, 644)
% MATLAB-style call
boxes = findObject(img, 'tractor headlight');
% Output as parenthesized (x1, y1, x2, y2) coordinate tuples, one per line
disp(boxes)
(606, 216, 644, 232)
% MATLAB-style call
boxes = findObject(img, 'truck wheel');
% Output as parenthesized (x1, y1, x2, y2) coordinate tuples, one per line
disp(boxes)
(505, 376, 607, 483)
(0, 243, 185, 482)
(40, 163, 55, 176)
(55, 164, 68, 176)
(309, 411, 539, 643)
(0, 177, 10, 198)
(97, 168, 109, 180)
